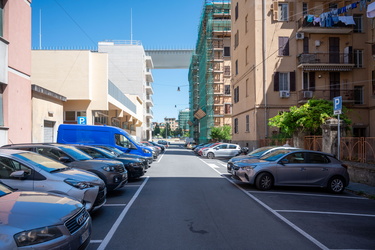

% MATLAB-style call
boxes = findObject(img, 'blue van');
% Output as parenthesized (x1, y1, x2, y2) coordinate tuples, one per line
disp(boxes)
(57, 124, 153, 162)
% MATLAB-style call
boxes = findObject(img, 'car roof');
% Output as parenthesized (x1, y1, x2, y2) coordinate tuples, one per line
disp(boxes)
(0, 148, 30, 155)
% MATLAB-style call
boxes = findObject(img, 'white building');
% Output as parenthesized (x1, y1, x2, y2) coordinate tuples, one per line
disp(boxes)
(98, 40, 154, 141)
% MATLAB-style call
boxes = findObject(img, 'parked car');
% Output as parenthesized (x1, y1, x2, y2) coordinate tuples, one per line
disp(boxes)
(201, 143, 241, 159)
(148, 141, 166, 153)
(157, 140, 170, 148)
(227, 146, 299, 173)
(197, 143, 222, 156)
(0, 181, 92, 249)
(0, 149, 106, 212)
(93, 144, 150, 168)
(231, 149, 350, 193)
(72, 145, 145, 180)
(1, 143, 127, 192)
(139, 141, 160, 158)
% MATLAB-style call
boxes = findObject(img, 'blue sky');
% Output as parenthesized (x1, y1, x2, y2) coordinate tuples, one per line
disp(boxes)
(31, 0, 204, 122)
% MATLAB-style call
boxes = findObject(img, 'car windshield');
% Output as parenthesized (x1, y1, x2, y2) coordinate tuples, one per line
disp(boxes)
(58, 146, 92, 161)
(0, 183, 12, 197)
(248, 146, 275, 157)
(260, 149, 296, 162)
(15, 152, 70, 173)
(93, 147, 117, 158)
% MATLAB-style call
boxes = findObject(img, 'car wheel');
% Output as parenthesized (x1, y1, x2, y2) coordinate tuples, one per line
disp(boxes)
(327, 176, 345, 193)
(255, 172, 273, 191)
(207, 152, 214, 159)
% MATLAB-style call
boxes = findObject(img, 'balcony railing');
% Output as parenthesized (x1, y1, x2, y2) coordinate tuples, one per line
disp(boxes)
(298, 53, 355, 71)
(297, 17, 353, 34)
(298, 89, 355, 103)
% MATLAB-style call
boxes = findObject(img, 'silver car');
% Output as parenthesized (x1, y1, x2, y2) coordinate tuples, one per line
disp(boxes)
(232, 149, 350, 193)
(0, 182, 92, 249)
(227, 146, 299, 173)
(201, 143, 241, 159)
(0, 149, 106, 212)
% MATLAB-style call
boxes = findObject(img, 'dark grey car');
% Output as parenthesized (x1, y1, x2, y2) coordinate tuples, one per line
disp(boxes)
(232, 149, 350, 193)
(2, 143, 127, 191)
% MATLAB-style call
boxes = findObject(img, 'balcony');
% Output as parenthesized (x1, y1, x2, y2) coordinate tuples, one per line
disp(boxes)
(146, 109, 153, 119)
(145, 81, 154, 95)
(297, 17, 353, 34)
(297, 53, 355, 72)
(297, 89, 355, 104)
(145, 95, 154, 107)
(145, 71, 154, 82)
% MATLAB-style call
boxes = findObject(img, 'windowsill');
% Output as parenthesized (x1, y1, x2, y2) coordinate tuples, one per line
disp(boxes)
(0, 126, 9, 130)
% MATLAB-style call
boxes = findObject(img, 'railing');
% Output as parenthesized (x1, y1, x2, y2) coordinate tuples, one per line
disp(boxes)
(297, 17, 352, 30)
(298, 89, 355, 103)
(303, 136, 375, 164)
(259, 138, 293, 147)
(298, 53, 353, 65)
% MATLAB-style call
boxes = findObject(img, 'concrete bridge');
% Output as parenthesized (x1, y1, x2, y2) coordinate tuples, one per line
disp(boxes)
(145, 49, 194, 69)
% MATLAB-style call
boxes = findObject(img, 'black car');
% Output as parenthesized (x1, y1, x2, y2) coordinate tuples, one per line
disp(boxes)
(148, 141, 165, 153)
(1, 143, 127, 191)
(93, 145, 150, 169)
(72, 145, 146, 180)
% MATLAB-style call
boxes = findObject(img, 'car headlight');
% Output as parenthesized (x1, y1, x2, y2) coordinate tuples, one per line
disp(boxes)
(243, 165, 257, 171)
(64, 178, 93, 189)
(102, 165, 116, 172)
(142, 148, 151, 154)
(14, 226, 63, 247)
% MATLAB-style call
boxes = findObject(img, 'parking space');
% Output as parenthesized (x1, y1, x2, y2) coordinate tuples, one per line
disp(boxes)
(198, 157, 375, 250)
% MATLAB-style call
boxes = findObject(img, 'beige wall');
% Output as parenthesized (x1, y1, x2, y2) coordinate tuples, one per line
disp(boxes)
(32, 93, 64, 143)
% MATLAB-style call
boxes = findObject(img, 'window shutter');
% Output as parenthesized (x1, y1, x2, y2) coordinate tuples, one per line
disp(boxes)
(273, 2, 278, 21)
(309, 72, 315, 90)
(284, 39, 290, 56)
(289, 3, 294, 21)
(274, 72, 280, 91)
(290, 71, 296, 91)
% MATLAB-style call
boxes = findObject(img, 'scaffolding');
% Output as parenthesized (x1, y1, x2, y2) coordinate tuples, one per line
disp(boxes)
(188, 0, 231, 143)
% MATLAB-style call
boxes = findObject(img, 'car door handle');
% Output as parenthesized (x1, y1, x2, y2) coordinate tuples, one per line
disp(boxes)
(300, 168, 307, 171)
(322, 168, 328, 171)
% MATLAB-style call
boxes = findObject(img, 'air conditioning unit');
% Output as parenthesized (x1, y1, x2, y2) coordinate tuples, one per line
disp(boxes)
(280, 91, 290, 98)
(303, 91, 313, 98)
(296, 32, 304, 40)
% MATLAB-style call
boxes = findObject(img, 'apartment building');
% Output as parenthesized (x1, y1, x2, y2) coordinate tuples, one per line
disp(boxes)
(178, 108, 190, 135)
(98, 40, 154, 141)
(231, 0, 375, 148)
(0, 0, 32, 145)
(188, 0, 232, 144)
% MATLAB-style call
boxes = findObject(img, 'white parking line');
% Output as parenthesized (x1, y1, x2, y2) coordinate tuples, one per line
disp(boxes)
(199, 159, 329, 250)
(97, 176, 149, 250)
(90, 240, 102, 243)
(276, 210, 375, 218)
(249, 191, 368, 200)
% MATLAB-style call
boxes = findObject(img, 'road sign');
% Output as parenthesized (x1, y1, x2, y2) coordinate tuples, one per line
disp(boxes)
(333, 96, 342, 115)
(77, 116, 87, 125)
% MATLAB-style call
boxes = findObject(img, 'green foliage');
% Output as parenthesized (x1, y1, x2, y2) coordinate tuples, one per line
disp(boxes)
(210, 125, 232, 141)
(268, 99, 351, 135)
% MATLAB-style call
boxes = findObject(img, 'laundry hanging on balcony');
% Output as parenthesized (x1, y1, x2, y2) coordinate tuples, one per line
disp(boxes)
(367, 2, 375, 18)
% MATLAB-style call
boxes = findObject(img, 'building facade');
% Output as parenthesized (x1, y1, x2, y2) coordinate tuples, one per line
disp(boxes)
(31, 50, 143, 142)
(178, 108, 190, 135)
(231, 0, 375, 149)
(98, 40, 154, 141)
(189, 1, 232, 144)
(0, 0, 32, 145)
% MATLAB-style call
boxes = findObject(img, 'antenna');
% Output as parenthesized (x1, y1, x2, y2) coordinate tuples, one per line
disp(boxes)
(39, 9, 42, 49)
(130, 8, 133, 43)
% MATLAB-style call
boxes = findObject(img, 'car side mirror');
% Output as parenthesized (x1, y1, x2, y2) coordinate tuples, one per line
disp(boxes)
(10, 170, 26, 179)
(279, 158, 289, 165)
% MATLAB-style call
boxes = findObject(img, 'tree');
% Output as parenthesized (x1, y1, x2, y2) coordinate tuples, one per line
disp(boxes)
(153, 124, 160, 137)
(268, 99, 351, 136)
(210, 125, 232, 141)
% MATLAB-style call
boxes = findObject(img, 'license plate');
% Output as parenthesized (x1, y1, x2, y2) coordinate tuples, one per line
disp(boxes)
(81, 228, 90, 244)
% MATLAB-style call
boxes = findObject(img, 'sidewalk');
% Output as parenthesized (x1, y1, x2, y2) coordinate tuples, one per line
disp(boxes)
(346, 182, 375, 197)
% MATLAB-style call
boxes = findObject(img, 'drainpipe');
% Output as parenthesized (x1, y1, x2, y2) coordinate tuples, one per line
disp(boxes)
(262, 0, 268, 138)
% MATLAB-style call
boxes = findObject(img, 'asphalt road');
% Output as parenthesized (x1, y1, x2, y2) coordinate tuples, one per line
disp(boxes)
(88, 143, 375, 250)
